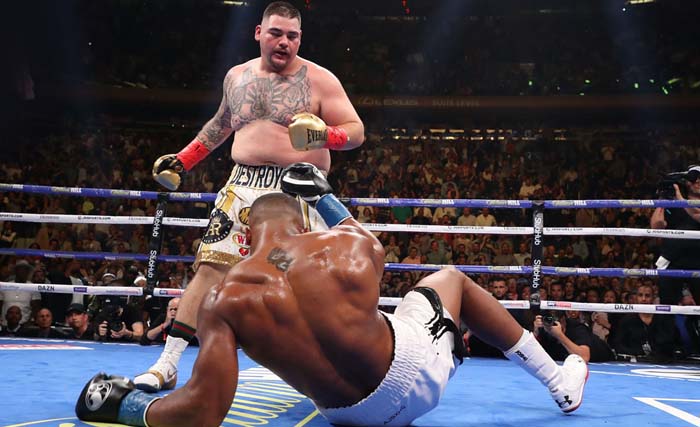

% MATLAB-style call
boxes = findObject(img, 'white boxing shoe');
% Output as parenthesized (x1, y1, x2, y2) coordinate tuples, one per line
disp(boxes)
(549, 354, 588, 413)
(133, 360, 178, 393)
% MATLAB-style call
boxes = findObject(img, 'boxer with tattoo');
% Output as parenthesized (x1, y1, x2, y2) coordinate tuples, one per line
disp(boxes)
(78, 164, 588, 427)
(139, 1, 364, 392)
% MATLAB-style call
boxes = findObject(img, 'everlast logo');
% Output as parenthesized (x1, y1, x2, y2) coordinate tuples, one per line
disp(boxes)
(307, 129, 326, 143)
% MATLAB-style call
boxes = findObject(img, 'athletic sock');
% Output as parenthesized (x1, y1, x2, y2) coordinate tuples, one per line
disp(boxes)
(157, 321, 195, 368)
(503, 329, 562, 390)
(169, 320, 196, 342)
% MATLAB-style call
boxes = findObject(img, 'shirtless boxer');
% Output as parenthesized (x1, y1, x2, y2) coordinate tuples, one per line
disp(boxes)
(77, 163, 588, 427)
(137, 1, 364, 391)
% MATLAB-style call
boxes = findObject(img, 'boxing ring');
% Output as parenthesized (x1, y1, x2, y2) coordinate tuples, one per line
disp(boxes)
(1, 183, 700, 427)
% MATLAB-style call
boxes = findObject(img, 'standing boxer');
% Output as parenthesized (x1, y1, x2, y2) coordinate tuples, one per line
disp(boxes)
(138, 1, 364, 391)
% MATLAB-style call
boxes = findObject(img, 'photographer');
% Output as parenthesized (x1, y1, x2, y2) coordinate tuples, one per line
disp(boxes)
(93, 287, 143, 343)
(141, 298, 180, 345)
(651, 165, 700, 305)
(651, 165, 700, 355)
(534, 310, 614, 363)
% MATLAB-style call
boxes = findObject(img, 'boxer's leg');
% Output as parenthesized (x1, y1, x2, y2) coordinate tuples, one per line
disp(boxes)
(134, 263, 229, 392)
(418, 267, 587, 413)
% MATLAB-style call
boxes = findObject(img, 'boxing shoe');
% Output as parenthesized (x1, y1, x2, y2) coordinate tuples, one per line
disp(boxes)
(133, 360, 177, 393)
(549, 354, 588, 413)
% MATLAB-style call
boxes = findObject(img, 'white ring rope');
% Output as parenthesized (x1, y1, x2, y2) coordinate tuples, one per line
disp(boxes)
(3, 212, 700, 239)
(1, 282, 696, 314)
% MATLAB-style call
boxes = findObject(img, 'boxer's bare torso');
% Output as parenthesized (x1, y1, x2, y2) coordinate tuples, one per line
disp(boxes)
(197, 57, 339, 172)
(208, 219, 393, 408)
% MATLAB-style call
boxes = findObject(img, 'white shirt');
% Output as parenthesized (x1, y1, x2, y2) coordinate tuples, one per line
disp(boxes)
(0, 288, 41, 326)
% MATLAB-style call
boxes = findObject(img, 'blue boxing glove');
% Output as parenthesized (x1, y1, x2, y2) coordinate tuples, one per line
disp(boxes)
(76, 373, 160, 427)
(281, 162, 351, 227)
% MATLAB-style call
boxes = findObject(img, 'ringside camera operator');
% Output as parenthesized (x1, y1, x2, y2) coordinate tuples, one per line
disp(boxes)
(651, 165, 700, 355)
(652, 165, 700, 304)
(533, 311, 614, 363)
(91, 281, 144, 342)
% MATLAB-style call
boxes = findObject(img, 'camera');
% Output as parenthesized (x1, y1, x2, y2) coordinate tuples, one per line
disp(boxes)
(542, 313, 557, 326)
(95, 296, 127, 333)
(656, 166, 700, 199)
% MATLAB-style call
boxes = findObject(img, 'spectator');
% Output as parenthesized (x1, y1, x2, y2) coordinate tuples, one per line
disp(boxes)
(0, 305, 24, 337)
(21, 307, 68, 339)
(0, 260, 41, 325)
(64, 303, 96, 340)
(612, 284, 681, 362)
(534, 311, 614, 363)
(141, 298, 184, 346)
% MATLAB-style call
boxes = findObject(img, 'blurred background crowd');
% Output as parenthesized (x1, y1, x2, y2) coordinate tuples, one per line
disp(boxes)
(1, 0, 699, 362)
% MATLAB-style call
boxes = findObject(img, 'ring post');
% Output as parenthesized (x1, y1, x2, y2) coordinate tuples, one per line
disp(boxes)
(529, 200, 544, 312)
(146, 193, 169, 294)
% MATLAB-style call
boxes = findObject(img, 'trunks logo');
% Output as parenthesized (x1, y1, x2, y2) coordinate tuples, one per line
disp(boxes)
(202, 210, 233, 244)
(233, 231, 249, 246)
(239, 207, 251, 226)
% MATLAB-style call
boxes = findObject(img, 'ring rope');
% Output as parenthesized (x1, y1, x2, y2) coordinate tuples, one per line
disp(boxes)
(2, 281, 695, 315)
(1, 248, 698, 279)
(2, 182, 700, 209)
(4, 212, 700, 240)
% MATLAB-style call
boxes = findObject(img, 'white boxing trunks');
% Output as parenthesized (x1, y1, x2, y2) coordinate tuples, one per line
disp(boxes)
(316, 288, 463, 426)
(194, 163, 327, 269)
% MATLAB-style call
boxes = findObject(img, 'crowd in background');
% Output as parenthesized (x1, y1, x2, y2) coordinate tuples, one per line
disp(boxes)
(2, 0, 700, 362)
(1, 120, 699, 360)
(14, 0, 700, 97)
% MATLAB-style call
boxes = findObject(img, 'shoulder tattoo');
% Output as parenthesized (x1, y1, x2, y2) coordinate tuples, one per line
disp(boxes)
(267, 247, 294, 272)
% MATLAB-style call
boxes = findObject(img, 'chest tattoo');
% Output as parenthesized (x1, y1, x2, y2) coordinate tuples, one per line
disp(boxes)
(267, 247, 294, 272)
(227, 66, 311, 127)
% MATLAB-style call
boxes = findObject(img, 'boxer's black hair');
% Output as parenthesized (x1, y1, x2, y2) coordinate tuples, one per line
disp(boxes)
(263, 2, 301, 25)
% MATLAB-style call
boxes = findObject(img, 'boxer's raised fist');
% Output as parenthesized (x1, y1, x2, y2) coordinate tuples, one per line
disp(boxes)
(281, 162, 333, 206)
(288, 113, 348, 151)
(288, 113, 328, 151)
(152, 154, 185, 191)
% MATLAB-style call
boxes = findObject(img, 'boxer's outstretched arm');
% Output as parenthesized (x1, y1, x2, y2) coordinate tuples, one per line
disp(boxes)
(146, 288, 239, 427)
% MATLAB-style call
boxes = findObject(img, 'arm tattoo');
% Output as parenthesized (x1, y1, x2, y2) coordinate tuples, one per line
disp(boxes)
(197, 74, 234, 149)
(267, 247, 294, 272)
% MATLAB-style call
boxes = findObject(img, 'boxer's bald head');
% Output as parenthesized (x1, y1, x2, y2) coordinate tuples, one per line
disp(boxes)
(250, 193, 303, 227)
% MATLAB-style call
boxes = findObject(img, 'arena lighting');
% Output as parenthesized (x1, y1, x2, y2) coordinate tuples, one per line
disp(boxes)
(625, 0, 655, 4)
(221, 1, 249, 6)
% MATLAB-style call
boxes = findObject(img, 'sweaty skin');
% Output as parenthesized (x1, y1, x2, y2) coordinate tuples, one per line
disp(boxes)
(194, 15, 364, 172)
(146, 213, 393, 426)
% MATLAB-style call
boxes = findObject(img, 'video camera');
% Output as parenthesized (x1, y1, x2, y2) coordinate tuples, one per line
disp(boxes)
(656, 165, 700, 199)
(542, 313, 557, 326)
(94, 296, 127, 333)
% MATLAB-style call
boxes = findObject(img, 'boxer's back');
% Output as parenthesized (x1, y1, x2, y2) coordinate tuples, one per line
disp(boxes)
(213, 225, 393, 408)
